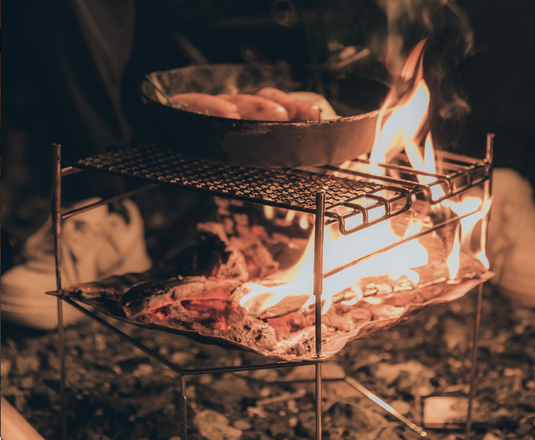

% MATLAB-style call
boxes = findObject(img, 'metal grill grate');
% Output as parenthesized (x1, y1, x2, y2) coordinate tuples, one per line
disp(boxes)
(73, 143, 490, 235)
(75, 144, 386, 212)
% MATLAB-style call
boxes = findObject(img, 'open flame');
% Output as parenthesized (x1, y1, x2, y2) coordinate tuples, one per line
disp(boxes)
(240, 40, 488, 318)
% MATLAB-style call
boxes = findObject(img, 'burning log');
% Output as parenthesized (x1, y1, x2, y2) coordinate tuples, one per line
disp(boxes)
(57, 217, 492, 361)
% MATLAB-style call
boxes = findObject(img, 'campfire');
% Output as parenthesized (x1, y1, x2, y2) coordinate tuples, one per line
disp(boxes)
(53, 41, 493, 362)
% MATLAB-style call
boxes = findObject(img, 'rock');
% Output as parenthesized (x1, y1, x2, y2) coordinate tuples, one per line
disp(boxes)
(132, 363, 154, 378)
(296, 410, 315, 437)
(155, 416, 182, 439)
(1, 358, 12, 376)
(282, 362, 345, 382)
(246, 369, 279, 383)
(199, 374, 213, 385)
(328, 426, 344, 440)
(206, 375, 257, 406)
(250, 416, 270, 432)
(423, 396, 467, 429)
(233, 420, 252, 431)
(390, 400, 412, 416)
(93, 333, 107, 351)
(186, 385, 196, 400)
(482, 432, 502, 440)
(442, 317, 469, 352)
(516, 423, 533, 437)
(328, 402, 389, 433)
(269, 419, 288, 437)
(372, 426, 404, 440)
(259, 387, 271, 397)
(374, 360, 435, 386)
(247, 406, 267, 418)
(171, 351, 195, 366)
(16, 356, 40, 375)
(194, 409, 242, 440)
(324, 381, 361, 400)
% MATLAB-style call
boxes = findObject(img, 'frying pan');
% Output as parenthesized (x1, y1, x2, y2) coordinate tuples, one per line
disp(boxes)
(140, 64, 389, 168)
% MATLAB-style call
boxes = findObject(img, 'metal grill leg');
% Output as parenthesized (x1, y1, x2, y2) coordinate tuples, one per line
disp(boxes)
(466, 283, 483, 439)
(180, 375, 187, 440)
(466, 134, 493, 439)
(314, 191, 326, 440)
(52, 143, 68, 440)
(316, 363, 323, 440)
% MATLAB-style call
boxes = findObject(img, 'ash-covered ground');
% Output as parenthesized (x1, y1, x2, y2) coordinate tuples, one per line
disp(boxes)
(2, 187, 535, 440)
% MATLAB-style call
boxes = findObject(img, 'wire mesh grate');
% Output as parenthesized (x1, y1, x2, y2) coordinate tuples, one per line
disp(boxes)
(75, 144, 385, 212)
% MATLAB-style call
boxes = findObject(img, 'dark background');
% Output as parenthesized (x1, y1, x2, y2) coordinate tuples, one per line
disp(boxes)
(2, 0, 535, 233)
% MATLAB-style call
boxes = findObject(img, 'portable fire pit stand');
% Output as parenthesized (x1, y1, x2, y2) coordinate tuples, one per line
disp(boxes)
(49, 135, 493, 440)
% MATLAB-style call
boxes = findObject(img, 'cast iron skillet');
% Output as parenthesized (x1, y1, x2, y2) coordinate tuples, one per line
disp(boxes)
(140, 64, 389, 168)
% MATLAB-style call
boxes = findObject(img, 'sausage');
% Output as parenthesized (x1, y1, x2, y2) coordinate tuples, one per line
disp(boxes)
(256, 87, 321, 121)
(169, 93, 241, 119)
(218, 94, 289, 121)
(288, 91, 339, 119)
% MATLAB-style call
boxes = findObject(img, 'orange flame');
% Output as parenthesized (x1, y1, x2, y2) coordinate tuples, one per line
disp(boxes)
(447, 224, 461, 279)
(240, 39, 488, 318)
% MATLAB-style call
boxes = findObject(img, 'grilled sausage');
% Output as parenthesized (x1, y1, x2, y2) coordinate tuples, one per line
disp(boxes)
(218, 94, 289, 121)
(169, 93, 241, 119)
(256, 87, 321, 121)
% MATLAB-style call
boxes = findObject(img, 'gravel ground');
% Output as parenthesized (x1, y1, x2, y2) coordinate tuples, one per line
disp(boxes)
(2, 282, 535, 440)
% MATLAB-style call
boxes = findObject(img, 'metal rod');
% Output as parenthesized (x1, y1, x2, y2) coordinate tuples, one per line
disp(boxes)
(52, 143, 68, 440)
(62, 298, 186, 376)
(314, 191, 325, 440)
(182, 360, 317, 375)
(324, 161, 454, 183)
(62, 184, 157, 220)
(180, 375, 187, 440)
(323, 160, 488, 204)
(314, 191, 326, 358)
(434, 148, 487, 165)
(316, 362, 323, 440)
(60, 166, 84, 177)
(56, 297, 319, 376)
(466, 283, 483, 440)
(331, 191, 413, 236)
(466, 133, 494, 439)
(324, 207, 485, 279)
(326, 186, 409, 222)
(344, 376, 428, 437)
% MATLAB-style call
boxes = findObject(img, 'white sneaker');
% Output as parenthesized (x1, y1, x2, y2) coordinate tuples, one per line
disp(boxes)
(487, 168, 535, 307)
(1, 198, 152, 329)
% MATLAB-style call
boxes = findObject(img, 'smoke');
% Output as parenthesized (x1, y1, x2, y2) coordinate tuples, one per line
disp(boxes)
(371, 0, 474, 148)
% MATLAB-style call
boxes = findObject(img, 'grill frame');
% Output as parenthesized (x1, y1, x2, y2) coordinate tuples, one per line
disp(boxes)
(50, 136, 494, 440)
(72, 143, 490, 235)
